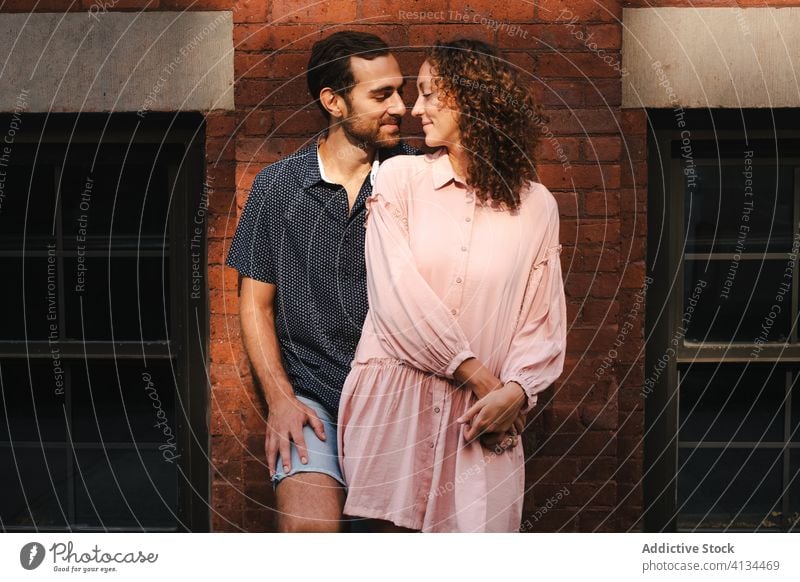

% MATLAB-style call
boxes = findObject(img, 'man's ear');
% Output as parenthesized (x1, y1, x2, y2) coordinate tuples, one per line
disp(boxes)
(319, 88, 346, 120)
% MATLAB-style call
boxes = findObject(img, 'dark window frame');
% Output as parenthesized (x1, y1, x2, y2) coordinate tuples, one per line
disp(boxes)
(0, 113, 209, 532)
(645, 109, 800, 532)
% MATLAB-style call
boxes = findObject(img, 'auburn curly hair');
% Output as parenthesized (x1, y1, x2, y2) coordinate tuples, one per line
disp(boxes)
(425, 39, 542, 210)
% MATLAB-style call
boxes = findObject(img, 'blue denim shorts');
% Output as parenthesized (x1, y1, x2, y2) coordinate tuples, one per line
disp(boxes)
(271, 395, 345, 490)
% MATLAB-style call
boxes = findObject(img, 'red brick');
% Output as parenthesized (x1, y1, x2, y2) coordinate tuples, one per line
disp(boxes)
(239, 110, 273, 136)
(560, 218, 620, 244)
(206, 137, 236, 162)
(580, 403, 618, 430)
(583, 23, 622, 48)
(583, 78, 621, 107)
(532, 79, 582, 107)
(520, 508, 577, 531)
(581, 296, 620, 325)
(210, 363, 245, 388)
(621, 109, 648, 134)
(207, 210, 238, 240)
(272, 109, 326, 136)
(210, 409, 243, 435)
(500, 24, 581, 50)
(160, 0, 267, 22)
(236, 137, 307, 163)
(535, 0, 621, 23)
(537, 53, 621, 78)
(620, 135, 647, 161)
(208, 264, 239, 291)
(235, 79, 309, 107)
(210, 314, 240, 340)
(408, 23, 496, 46)
(568, 326, 620, 351)
(541, 108, 621, 134)
(206, 112, 237, 137)
(581, 136, 621, 161)
(236, 52, 309, 79)
(211, 483, 245, 531)
(234, 24, 324, 52)
(272, 0, 357, 23)
(448, 0, 535, 22)
(535, 136, 580, 162)
(583, 189, 619, 216)
(552, 191, 578, 217)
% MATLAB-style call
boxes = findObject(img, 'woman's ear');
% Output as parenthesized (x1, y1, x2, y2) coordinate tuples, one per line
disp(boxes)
(319, 87, 345, 120)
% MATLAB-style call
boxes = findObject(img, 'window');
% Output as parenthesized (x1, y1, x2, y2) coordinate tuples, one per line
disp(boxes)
(645, 109, 800, 532)
(0, 114, 208, 531)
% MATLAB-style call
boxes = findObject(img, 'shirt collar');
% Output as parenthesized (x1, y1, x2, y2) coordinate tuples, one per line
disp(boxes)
(302, 133, 381, 189)
(428, 147, 468, 190)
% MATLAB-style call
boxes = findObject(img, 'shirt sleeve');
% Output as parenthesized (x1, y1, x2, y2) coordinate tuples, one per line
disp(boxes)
(363, 160, 476, 378)
(225, 168, 278, 284)
(499, 200, 567, 413)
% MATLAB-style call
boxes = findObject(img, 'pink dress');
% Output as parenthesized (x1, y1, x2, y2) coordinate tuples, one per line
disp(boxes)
(337, 149, 567, 532)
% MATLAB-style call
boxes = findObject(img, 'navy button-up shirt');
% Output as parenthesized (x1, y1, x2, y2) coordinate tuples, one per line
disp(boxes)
(226, 137, 418, 416)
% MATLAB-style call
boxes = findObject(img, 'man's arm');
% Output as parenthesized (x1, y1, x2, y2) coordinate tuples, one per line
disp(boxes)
(239, 277, 326, 475)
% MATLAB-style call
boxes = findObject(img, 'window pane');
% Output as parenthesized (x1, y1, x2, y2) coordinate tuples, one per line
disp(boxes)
(73, 449, 177, 528)
(0, 257, 56, 341)
(677, 448, 783, 530)
(71, 361, 176, 445)
(790, 451, 800, 530)
(0, 162, 57, 250)
(64, 257, 170, 340)
(0, 447, 68, 528)
(791, 372, 800, 443)
(0, 360, 67, 442)
(679, 364, 786, 442)
(60, 151, 171, 250)
(683, 259, 791, 342)
(685, 163, 794, 253)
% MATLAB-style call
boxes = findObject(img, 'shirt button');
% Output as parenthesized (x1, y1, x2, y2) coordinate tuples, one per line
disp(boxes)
(429, 442, 435, 448)
(465, 217, 471, 222)
(461, 246, 467, 252)
(456, 277, 462, 283)
(434, 406, 440, 413)
(451, 309, 457, 315)
(466, 197, 473, 203)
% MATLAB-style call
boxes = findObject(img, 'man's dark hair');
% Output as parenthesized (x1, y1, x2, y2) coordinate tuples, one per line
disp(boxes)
(307, 31, 391, 119)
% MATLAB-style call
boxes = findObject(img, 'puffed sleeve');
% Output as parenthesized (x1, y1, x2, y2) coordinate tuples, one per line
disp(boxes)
(363, 160, 476, 378)
(499, 202, 567, 413)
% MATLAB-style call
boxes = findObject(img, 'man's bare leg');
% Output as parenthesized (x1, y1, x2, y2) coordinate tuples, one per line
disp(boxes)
(275, 472, 345, 532)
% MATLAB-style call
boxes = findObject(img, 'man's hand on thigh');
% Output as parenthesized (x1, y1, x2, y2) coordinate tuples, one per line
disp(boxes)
(265, 396, 326, 476)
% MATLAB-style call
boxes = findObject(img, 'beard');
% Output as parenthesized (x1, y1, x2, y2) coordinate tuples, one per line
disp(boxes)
(340, 101, 402, 149)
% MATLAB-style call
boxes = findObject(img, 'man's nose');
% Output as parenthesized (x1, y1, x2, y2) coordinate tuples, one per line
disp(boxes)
(387, 92, 406, 116)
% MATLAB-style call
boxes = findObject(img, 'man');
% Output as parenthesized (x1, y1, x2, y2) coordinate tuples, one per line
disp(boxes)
(226, 31, 414, 532)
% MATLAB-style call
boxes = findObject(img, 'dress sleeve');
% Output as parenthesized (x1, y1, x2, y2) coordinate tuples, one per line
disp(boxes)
(499, 203, 567, 413)
(363, 161, 476, 378)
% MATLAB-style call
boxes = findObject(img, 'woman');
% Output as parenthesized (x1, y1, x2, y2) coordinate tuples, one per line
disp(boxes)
(337, 39, 567, 532)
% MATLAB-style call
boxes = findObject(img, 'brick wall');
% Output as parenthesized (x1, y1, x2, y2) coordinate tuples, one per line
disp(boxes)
(2, 0, 697, 531)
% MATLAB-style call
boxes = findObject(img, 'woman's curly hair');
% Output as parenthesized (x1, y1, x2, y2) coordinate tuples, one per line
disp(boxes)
(425, 39, 543, 210)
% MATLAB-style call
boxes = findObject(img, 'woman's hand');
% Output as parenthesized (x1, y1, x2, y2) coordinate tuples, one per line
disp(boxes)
(457, 382, 527, 444)
(479, 410, 527, 450)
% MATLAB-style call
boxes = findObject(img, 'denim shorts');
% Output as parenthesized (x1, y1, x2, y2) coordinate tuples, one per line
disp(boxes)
(271, 395, 345, 489)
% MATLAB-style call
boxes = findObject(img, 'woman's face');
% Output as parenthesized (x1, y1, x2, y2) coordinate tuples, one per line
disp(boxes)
(411, 60, 460, 150)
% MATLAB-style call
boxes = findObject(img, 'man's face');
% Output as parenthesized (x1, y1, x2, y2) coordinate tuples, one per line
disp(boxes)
(338, 54, 406, 148)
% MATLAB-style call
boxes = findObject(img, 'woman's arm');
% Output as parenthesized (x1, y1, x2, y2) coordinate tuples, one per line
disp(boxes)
(362, 160, 478, 377)
(458, 199, 567, 441)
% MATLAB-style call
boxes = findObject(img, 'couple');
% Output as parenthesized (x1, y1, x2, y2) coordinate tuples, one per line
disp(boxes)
(227, 31, 567, 533)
